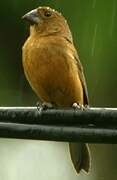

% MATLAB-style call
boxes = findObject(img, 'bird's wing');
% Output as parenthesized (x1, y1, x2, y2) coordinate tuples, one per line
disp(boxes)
(73, 51, 89, 105)
(64, 37, 89, 105)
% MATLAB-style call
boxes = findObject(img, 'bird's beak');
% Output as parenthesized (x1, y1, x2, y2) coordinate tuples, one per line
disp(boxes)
(22, 9, 39, 25)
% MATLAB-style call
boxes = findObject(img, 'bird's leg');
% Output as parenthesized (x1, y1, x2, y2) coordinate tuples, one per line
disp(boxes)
(36, 101, 41, 111)
(36, 101, 54, 111)
(84, 104, 90, 109)
(72, 102, 88, 111)
(42, 102, 54, 110)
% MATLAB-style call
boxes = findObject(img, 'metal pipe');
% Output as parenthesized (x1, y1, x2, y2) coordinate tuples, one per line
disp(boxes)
(0, 107, 116, 143)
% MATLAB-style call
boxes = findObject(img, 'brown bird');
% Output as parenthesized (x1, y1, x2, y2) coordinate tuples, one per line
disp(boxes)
(22, 6, 91, 174)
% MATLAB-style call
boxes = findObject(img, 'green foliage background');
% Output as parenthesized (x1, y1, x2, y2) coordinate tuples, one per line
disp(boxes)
(0, 1, 117, 179)
(0, 0, 117, 107)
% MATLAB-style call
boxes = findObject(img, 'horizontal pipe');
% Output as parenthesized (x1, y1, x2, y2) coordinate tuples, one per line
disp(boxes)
(0, 107, 116, 143)
(0, 122, 116, 143)
(0, 107, 117, 127)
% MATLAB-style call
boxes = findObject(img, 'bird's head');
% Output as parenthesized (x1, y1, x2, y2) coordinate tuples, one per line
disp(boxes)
(22, 6, 73, 42)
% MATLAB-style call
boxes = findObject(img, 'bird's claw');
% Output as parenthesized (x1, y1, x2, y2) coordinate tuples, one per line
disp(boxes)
(36, 102, 53, 111)
(72, 102, 88, 111)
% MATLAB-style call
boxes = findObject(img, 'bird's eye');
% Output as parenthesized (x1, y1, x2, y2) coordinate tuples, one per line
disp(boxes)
(44, 11, 52, 17)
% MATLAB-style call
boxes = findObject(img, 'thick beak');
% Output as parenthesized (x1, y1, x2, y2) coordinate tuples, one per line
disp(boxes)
(22, 9, 39, 25)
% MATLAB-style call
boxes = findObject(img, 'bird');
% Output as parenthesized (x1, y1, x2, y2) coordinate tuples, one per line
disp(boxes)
(22, 6, 91, 174)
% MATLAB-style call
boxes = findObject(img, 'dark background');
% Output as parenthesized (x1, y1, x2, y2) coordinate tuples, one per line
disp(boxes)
(0, 0, 117, 179)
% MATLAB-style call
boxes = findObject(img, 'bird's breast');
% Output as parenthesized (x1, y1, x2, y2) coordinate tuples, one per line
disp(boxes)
(22, 36, 83, 106)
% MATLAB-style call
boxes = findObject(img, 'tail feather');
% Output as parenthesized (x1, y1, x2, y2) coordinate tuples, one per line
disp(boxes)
(69, 143, 91, 174)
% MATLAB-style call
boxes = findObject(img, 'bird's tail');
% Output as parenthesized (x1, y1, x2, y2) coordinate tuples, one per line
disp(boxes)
(69, 143, 91, 174)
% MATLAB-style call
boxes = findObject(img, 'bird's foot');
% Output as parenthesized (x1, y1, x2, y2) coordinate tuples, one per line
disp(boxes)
(42, 102, 53, 110)
(36, 101, 53, 111)
(72, 102, 89, 111)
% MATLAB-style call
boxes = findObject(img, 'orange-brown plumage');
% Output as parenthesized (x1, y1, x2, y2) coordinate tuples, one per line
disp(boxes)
(22, 6, 90, 174)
